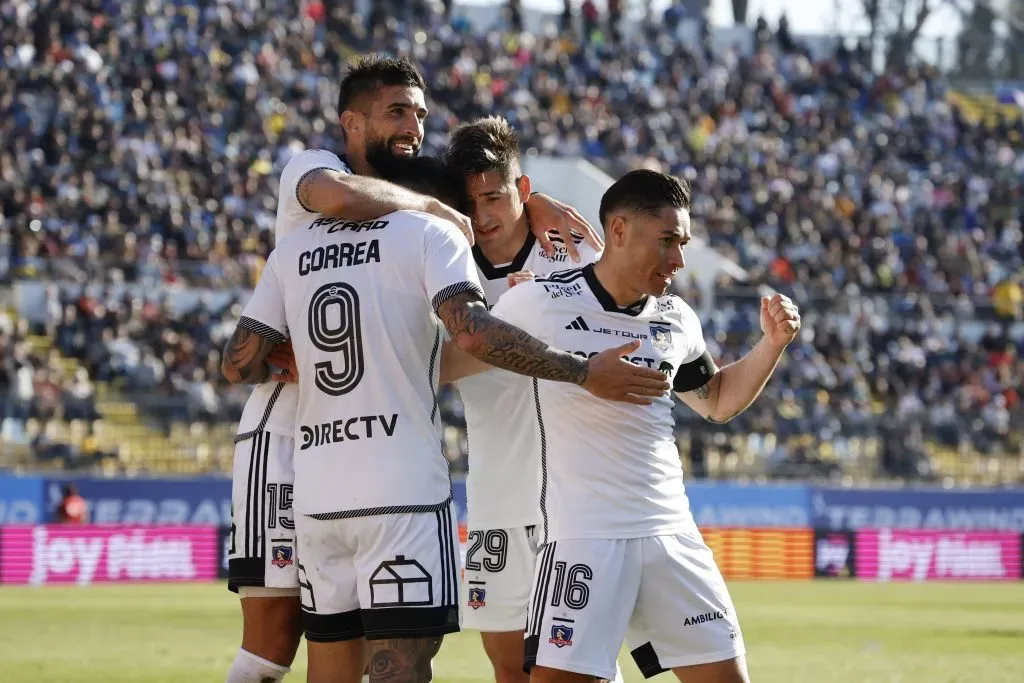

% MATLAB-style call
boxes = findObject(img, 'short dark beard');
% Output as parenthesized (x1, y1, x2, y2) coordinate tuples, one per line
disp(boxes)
(366, 136, 419, 177)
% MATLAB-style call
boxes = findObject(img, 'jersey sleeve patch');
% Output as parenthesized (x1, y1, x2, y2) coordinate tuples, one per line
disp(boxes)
(673, 349, 717, 393)
(432, 281, 487, 312)
(238, 316, 288, 345)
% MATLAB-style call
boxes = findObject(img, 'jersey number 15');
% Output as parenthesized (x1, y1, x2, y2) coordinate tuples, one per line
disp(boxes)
(308, 282, 364, 396)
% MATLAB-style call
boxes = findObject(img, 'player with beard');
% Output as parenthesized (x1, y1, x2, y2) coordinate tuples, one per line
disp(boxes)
(223, 55, 604, 683)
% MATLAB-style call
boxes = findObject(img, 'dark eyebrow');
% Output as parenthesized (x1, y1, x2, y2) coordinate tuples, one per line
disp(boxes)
(388, 102, 428, 116)
(661, 231, 689, 240)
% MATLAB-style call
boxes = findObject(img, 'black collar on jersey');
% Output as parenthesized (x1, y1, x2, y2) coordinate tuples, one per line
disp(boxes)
(473, 231, 537, 280)
(582, 264, 650, 316)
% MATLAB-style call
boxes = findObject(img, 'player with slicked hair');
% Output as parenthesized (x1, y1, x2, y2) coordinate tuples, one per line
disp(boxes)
(446, 170, 801, 683)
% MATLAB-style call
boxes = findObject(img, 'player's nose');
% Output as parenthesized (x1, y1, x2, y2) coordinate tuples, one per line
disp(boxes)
(667, 245, 685, 270)
(401, 115, 423, 142)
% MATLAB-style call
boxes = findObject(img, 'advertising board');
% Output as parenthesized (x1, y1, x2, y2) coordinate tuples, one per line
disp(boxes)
(700, 527, 814, 579)
(45, 477, 231, 526)
(814, 530, 857, 578)
(811, 487, 1024, 532)
(0, 474, 45, 524)
(687, 483, 811, 528)
(0, 525, 219, 585)
(855, 529, 1022, 582)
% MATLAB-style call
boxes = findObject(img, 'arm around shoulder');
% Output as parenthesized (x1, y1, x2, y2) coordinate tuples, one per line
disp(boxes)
(296, 168, 434, 220)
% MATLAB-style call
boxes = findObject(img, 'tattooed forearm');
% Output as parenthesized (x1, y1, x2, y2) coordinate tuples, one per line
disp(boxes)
(436, 291, 588, 385)
(221, 327, 274, 384)
(368, 636, 443, 683)
(693, 382, 711, 400)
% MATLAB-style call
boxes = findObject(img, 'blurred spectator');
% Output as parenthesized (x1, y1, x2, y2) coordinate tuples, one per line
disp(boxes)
(55, 483, 87, 524)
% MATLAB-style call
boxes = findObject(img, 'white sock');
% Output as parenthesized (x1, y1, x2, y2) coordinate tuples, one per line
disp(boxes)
(361, 677, 370, 683)
(226, 648, 290, 683)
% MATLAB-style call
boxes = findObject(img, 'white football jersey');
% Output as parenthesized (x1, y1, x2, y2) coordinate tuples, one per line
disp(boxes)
(235, 150, 352, 441)
(456, 233, 600, 531)
(239, 209, 483, 517)
(490, 264, 710, 544)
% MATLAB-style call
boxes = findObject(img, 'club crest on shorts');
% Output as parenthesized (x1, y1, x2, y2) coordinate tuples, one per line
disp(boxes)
(650, 325, 672, 351)
(467, 587, 486, 609)
(549, 624, 574, 648)
(271, 545, 294, 568)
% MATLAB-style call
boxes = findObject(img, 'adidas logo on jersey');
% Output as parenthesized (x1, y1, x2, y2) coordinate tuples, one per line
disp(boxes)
(565, 316, 590, 331)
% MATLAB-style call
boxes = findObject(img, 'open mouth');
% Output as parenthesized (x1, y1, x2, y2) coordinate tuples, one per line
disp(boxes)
(476, 225, 501, 237)
(391, 140, 417, 156)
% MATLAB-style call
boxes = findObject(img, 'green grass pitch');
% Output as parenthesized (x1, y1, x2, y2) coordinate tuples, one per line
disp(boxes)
(0, 581, 1022, 682)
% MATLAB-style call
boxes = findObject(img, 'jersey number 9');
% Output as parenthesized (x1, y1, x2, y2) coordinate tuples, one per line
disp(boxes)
(308, 282, 364, 396)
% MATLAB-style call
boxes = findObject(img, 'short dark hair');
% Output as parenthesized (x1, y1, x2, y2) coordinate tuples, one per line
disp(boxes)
(381, 157, 464, 210)
(444, 116, 521, 180)
(337, 55, 426, 114)
(598, 170, 692, 227)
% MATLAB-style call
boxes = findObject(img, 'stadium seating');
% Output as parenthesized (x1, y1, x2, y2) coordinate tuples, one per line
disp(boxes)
(0, 1, 1020, 484)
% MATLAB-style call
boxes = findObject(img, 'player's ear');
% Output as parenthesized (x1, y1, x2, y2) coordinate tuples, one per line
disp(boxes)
(607, 214, 628, 247)
(516, 174, 532, 203)
(340, 110, 362, 139)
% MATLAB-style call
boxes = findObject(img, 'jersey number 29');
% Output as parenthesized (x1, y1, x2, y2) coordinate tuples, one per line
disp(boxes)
(308, 282, 364, 396)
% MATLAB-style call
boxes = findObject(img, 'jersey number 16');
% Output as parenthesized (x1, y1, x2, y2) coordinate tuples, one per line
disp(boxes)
(308, 282, 364, 396)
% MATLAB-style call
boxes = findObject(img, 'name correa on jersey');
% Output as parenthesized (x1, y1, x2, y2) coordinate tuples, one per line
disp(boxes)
(298, 240, 380, 275)
(489, 264, 710, 543)
(456, 232, 601, 532)
(241, 207, 483, 517)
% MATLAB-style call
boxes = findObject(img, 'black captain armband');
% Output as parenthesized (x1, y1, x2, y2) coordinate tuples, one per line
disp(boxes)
(673, 349, 718, 393)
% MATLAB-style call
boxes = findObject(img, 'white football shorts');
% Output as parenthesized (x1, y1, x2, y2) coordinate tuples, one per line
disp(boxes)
(228, 430, 299, 595)
(296, 503, 461, 642)
(525, 529, 745, 680)
(462, 525, 539, 632)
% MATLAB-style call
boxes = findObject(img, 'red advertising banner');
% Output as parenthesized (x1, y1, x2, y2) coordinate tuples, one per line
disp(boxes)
(700, 527, 814, 579)
(0, 525, 219, 585)
(855, 529, 1022, 582)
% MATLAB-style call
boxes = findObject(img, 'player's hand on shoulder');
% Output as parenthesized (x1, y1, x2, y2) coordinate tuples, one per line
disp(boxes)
(582, 340, 670, 405)
(524, 193, 603, 262)
(424, 198, 474, 246)
(760, 293, 801, 349)
(507, 270, 535, 288)
(267, 341, 298, 384)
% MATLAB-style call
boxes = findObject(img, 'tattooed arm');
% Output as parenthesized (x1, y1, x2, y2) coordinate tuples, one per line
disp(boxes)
(220, 322, 277, 385)
(436, 291, 587, 385)
(367, 637, 442, 683)
(435, 291, 669, 404)
(676, 337, 787, 423)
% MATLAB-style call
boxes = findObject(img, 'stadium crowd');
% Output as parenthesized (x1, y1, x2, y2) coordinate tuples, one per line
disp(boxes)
(1, 0, 1021, 481)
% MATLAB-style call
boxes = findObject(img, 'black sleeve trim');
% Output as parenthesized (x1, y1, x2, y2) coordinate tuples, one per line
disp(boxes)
(238, 316, 288, 345)
(673, 349, 718, 393)
(295, 166, 333, 213)
(431, 281, 487, 312)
